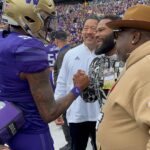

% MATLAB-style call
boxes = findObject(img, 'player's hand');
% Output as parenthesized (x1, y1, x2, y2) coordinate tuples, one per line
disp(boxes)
(55, 116, 64, 125)
(73, 70, 90, 91)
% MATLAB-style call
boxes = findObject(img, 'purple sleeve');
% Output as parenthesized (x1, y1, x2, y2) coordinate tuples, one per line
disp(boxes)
(15, 45, 49, 73)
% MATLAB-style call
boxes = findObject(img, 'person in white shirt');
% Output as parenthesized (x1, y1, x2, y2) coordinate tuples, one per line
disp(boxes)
(55, 15, 100, 150)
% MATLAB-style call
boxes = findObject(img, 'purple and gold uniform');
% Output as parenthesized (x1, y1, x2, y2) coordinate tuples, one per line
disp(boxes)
(46, 44, 59, 91)
(0, 31, 54, 150)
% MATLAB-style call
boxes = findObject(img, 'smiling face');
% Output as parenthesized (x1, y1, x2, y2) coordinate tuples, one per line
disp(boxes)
(95, 19, 113, 48)
(82, 19, 98, 51)
(95, 19, 116, 55)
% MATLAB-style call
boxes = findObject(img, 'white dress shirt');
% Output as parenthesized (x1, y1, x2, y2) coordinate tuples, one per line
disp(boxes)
(54, 43, 100, 123)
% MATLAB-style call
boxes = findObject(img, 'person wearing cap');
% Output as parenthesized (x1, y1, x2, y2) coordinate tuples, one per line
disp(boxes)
(54, 30, 72, 150)
(96, 4, 150, 150)
(46, 31, 60, 91)
(54, 30, 71, 84)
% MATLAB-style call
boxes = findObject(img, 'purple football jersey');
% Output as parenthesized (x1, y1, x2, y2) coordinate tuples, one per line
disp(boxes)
(0, 31, 54, 149)
(0, 32, 49, 133)
(46, 44, 59, 67)
(46, 44, 59, 91)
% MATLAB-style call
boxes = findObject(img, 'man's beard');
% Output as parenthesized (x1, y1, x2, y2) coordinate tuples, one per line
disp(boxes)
(95, 33, 115, 55)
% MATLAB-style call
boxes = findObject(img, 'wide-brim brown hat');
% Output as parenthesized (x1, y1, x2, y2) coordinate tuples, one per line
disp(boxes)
(107, 4, 150, 31)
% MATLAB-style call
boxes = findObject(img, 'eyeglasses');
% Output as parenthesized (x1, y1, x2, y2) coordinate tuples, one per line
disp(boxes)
(113, 28, 126, 39)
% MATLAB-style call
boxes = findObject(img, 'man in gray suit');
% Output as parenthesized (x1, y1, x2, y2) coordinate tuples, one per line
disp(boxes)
(54, 30, 72, 150)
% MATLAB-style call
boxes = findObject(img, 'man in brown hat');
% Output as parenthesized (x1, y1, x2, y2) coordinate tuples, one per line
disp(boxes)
(96, 4, 150, 150)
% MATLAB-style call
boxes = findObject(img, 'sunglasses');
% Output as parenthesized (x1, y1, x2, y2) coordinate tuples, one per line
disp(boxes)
(113, 28, 126, 39)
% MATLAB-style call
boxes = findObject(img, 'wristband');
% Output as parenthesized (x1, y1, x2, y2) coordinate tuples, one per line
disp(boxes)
(71, 86, 81, 97)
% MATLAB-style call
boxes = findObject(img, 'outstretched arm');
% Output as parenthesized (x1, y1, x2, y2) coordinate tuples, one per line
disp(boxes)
(21, 69, 89, 123)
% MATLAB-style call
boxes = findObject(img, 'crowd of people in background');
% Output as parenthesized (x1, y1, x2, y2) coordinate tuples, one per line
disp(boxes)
(54, 0, 150, 46)
(0, 1, 150, 150)
(0, 0, 149, 47)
